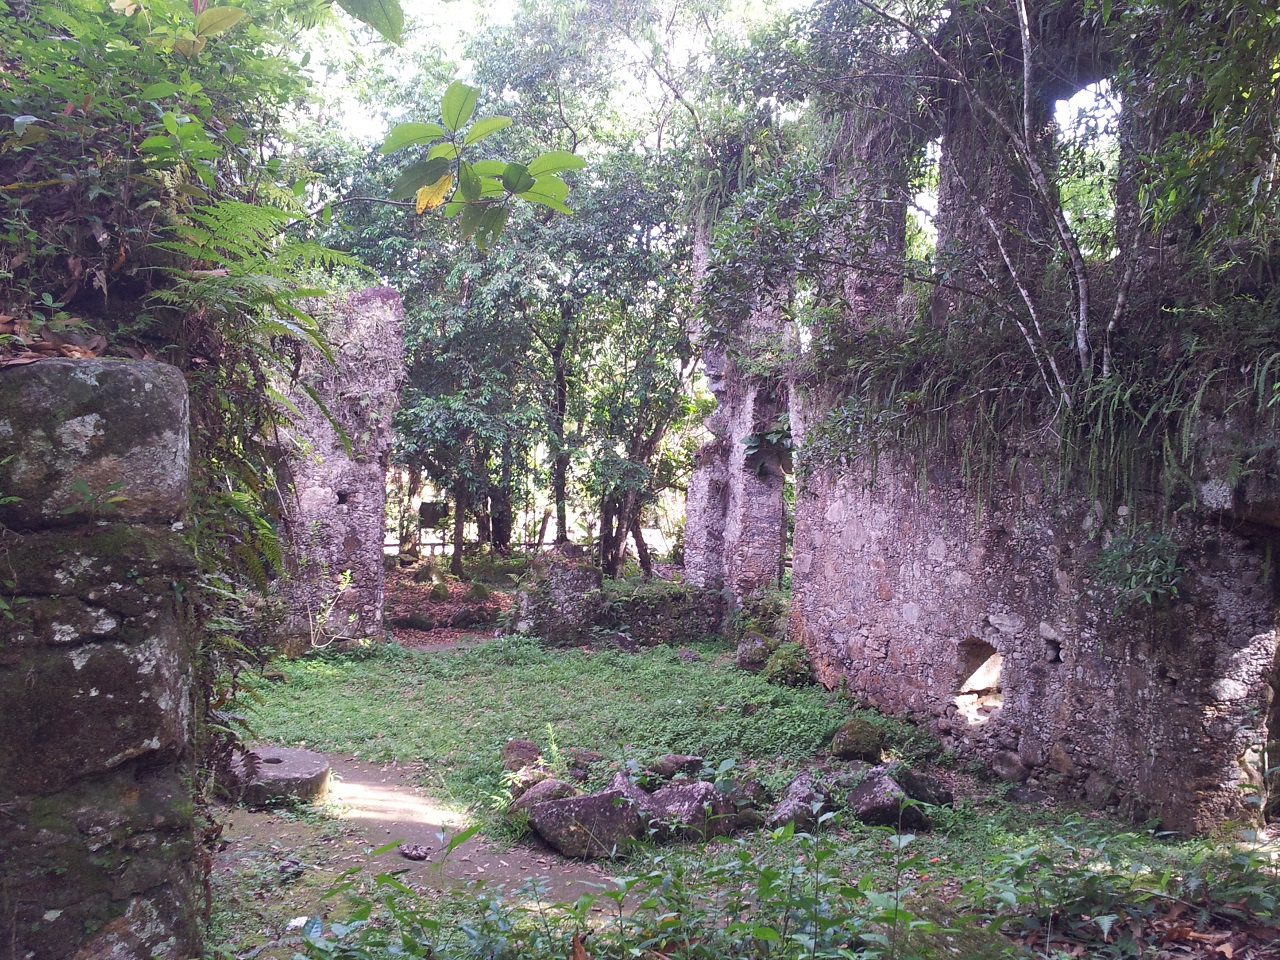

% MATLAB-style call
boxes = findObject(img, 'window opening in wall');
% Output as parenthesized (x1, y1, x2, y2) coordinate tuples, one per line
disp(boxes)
(954, 637, 1003, 725)
(336, 490, 351, 505)
(1054, 80, 1120, 260)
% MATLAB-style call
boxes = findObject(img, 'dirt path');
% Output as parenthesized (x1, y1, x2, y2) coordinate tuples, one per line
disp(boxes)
(212, 753, 613, 957)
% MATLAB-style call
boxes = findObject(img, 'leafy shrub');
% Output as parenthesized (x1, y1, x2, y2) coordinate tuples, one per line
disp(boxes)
(1091, 523, 1186, 612)
(763, 641, 813, 687)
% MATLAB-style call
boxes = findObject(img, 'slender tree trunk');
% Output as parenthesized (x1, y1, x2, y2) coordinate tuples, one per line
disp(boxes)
(450, 480, 467, 577)
(631, 514, 653, 577)
(549, 328, 570, 544)
(535, 509, 551, 549)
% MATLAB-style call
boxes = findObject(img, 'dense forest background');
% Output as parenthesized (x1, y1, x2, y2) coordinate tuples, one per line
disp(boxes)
(3, 0, 1279, 646)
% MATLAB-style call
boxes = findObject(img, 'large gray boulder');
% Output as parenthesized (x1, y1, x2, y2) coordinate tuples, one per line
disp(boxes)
(764, 771, 832, 832)
(845, 765, 950, 831)
(649, 780, 733, 842)
(527, 789, 643, 858)
(506, 778, 579, 821)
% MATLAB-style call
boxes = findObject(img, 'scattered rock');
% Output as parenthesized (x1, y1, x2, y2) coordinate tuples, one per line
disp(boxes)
(736, 636, 770, 672)
(449, 605, 478, 627)
(1084, 772, 1115, 807)
(1006, 785, 1054, 805)
(990, 750, 1029, 783)
(895, 767, 954, 808)
(429, 582, 451, 602)
(829, 718, 885, 762)
(722, 776, 770, 829)
(647, 753, 704, 781)
(502, 739, 542, 772)
(649, 780, 733, 842)
(676, 648, 701, 662)
(528, 789, 642, 858)
(606, 771, 657, 820)
(764, 771, 831, 832)
(564, 747, 605, 779)
(398, 844, 430, 861)
(241, 746, 331, 807)
(846, 770, 931, 831)
(508, 765, 550, 799)
(507, 778, 579, 821)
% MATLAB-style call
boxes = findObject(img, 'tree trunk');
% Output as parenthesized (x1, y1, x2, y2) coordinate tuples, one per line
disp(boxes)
(631, 514, 653, 577)
(549, 307, 571, 544)
(450, 480, 467, 577)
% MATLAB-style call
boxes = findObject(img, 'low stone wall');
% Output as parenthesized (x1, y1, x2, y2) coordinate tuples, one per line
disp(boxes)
(0, 359, 200, 959)
(515, 551, 723, 649)
(789, 424, 1279, 833)
(275, 287, 405, 649)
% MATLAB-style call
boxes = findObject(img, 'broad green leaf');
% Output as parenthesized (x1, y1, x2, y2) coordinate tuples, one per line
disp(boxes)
(470, 159, 506, 176)
(526, 150, 586, 176)
(140, 81, 181, 100)
(458, 202, 487, 241)
(415, 173, 453, 213)
(443, 823, 482, 854)
(519, 175, 570, 206)
(172, 36, 207, 56)
(500, 162, 535, 195)
(478, 177, 505, 198)
(161, 112, 179, 136)
(388, 156, 450, 200)
(428, 141, 460, 161)
(474, 205, 509, 251)
(335, 0, 404, 42)
(442, 201, 465, 218)
(464, 115, 511, 145)
(194, 7, 247, 37)
(457, 161, 480, 202)
(440, 80, 479, 132)
(379, 121, 445, 155)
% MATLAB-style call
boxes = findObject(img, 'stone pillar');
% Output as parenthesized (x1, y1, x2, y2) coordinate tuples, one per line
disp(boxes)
(684, 339, 788, 606)
(276, 287, 405, 649)
(0, 359, 199, 959)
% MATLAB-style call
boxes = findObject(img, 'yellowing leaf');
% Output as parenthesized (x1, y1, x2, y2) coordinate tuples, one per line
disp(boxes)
(416, 174, 453, 213)
(195, 7, 248, 37)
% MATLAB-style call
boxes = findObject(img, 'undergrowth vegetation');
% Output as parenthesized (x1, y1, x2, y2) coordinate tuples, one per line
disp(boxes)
(235, 641, 1279, 959)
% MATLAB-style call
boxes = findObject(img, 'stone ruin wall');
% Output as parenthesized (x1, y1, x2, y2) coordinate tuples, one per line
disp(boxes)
(683, 8, 1280, 832)
(788, 395, 1278, 834)
(685, 319, 789, 605)
(0, 359, 200, 959)
(276, 286, 405, 649)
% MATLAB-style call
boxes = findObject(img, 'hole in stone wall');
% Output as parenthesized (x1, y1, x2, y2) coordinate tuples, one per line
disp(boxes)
(954, 637, 1003, 725)
(1045, 638, 1062, 663)
(336, 491, 351, 505)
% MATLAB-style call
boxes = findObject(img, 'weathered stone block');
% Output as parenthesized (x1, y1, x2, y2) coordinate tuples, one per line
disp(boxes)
(0, 359, 189, 528)
(527, 788, 643, 858)
(240, 746, 332, 807)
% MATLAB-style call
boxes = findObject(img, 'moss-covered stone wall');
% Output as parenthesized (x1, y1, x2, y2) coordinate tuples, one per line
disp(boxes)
(0, 359, 199, 959)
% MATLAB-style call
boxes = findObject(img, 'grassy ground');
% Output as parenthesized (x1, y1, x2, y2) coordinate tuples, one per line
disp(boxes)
(245, 636, 933, 810)
(230, 638, 1279, 960)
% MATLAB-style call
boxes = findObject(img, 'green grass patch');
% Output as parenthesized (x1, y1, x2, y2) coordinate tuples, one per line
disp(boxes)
(244, 636, 931, 809)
